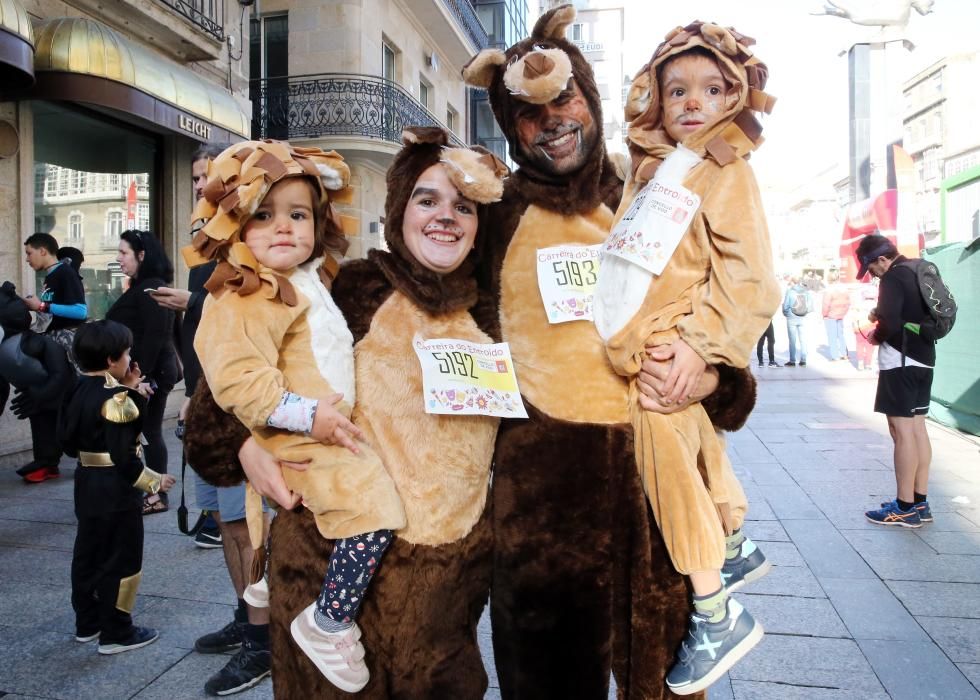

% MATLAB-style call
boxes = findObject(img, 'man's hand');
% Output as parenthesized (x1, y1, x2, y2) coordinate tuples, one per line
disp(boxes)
(637, 344, 719, 414)
(22, 295, 42, 312)
(659, 338, 707, 405)
(309, 394, 364, 454)
(149, 287, 192, 311)
(159, 474, 177, 493)
(238, 436, 308, 509)
(178, 397, 190, 422)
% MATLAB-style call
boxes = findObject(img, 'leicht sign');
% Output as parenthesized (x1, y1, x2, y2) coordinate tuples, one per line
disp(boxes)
(178, 114, 213, 140)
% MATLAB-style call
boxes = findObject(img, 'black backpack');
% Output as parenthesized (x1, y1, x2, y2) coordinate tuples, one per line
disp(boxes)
(790, 290, 810, 317)
(898, 259, 957, 341)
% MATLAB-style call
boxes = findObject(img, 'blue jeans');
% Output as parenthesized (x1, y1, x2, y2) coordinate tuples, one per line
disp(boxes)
(824, 318, 847, 358)
(787, 319, 807, 363)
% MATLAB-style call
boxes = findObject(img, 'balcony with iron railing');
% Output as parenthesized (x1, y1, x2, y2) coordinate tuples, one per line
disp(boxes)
(154, 0, 225, 42)
(251, 73, 465, 148)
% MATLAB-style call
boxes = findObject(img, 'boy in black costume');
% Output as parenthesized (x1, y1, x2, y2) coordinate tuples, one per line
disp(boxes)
(59, 320, 175, 654)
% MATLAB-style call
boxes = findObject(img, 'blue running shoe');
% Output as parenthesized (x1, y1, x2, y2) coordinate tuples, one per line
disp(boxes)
(880, 499, 933, 523)
(666, 598, 764, 696)
(722, 536, 772, 593)
(866, 500, 922, 528)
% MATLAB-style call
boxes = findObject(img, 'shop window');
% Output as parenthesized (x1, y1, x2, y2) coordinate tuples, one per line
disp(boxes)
(33, 101, 159, 320)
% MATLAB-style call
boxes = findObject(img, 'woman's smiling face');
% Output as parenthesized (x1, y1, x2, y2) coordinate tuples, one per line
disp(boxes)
(401, 164, 479, 274)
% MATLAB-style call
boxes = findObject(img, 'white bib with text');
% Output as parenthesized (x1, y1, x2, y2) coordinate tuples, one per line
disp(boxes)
(536, 244, 602, 323)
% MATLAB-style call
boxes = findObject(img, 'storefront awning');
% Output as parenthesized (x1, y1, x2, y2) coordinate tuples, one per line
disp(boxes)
(29, 17, 249, 143)
(0, 0, 35, 92)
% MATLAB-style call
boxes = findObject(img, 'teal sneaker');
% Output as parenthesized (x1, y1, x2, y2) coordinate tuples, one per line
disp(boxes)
(866, 500, 922, 528)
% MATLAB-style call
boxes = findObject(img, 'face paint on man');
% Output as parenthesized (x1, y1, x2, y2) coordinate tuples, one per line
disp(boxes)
(514, 80, 599, 175)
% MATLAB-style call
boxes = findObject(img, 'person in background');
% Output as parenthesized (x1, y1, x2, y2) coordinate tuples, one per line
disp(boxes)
(105, 230, 179, 514)
(782, 275, 811, 367)
(757, 321, 778, 368)
(17, 233, 87, 482)
(822, 270, 851, 361)
(850, 286, 878, 370)
(149, 143, 273, 697)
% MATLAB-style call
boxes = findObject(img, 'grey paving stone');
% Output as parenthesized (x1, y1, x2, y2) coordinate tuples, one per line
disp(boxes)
(739, 562, 825, 598)
(782, 519, 877, 580)
(0, 543, 72, 585)
(742, 520, 790, 543)
(843, 530, 980, 583)
(752, 540, 805, 568)
(707, 675, 734, 699)
(819, 577, 929, 642)
(742, 463, 795, 487)
(740, 593, 849, 638)
(0, 495, 78, 525)
(729, 634, 885, 695)
(917, 529, 980, 555)
(917, 617, 980, 664)
(885, 581, 980, 619)
(756, 483, 824, 520)
(731, 680, 889, 699)
(136, 596, 243, 652)
(744, 498, 778, 522)
(0, 517, 76, 551)
(0, 625, 188, 699)
(858, 638, 980, 700)
(0, 579, 75, 633)
(958, 663, 980, 694)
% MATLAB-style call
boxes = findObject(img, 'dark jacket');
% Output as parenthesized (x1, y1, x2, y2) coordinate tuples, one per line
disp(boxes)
(871, 255, 936, 366)
(106, 277, 179, 388)
(180, 261, 216, 397)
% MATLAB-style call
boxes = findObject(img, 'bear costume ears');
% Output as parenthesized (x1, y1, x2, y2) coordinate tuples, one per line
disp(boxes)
(400, 127, 509, 204)
(462, 3, 577, 104)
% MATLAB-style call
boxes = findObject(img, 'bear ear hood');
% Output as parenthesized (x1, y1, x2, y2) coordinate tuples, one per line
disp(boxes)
(461, 3, 612, 213)
(372, 128, 508, 315)
(626, 21, 775, 180)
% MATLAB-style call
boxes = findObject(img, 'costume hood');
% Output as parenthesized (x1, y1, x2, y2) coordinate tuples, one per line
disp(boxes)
(462, 4, 615, 213)
(181, 140, 354, 305)
(625, 21, 775, 185)
(372, 127, 508, 314)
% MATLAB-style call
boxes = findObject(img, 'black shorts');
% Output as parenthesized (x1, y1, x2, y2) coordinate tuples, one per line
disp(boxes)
(875, 366, 933, 417)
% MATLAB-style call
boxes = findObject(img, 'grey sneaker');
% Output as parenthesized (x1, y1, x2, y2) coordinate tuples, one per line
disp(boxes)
(98, 626, 159, 655)
(666, 599, 764, 695)
(722, 537, 772, 593)
(881, 499, 933, 523)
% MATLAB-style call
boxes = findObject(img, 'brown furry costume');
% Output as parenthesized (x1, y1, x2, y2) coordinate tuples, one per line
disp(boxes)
(185, 129, 506, 698)
(462, 6, 755, 698)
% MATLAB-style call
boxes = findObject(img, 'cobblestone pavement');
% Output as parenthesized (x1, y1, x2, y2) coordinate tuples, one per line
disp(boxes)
(2, 345, 978, 699)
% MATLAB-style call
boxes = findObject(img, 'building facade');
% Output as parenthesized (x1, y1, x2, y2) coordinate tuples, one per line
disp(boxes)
(249, 0, 491, 256)
(902, 51, 980, 244)
(0, 0, 251, 455)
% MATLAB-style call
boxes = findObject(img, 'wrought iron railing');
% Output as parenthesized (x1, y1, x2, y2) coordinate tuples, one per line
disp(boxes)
(440, 0, 489, 51)
(250, 74, 465, 147)
(155, 0, 225, 42)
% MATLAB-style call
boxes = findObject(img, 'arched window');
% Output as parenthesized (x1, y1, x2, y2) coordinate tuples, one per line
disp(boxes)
(68, 211, 83, 241)
(104, 209, 124, 247)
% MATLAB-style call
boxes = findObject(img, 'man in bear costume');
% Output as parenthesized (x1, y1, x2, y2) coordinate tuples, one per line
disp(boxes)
(462, 5, 756, 698)
(184, 129, 507, 698)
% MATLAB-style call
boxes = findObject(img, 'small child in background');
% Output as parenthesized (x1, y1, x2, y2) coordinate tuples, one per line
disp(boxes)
(59, 320, 175, 655)
(188, 141, 405, 693)
(595, 21, 781, 695)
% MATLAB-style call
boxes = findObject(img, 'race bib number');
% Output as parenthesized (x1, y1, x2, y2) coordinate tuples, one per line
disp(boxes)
(536, 244, 602, 324)
(603, 180, 700, 275)
(413, 335, 528, 419)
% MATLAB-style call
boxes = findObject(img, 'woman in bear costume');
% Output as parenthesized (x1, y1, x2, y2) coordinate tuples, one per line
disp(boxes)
(184, 129, 507, 698)
(462, 5, 756, 698)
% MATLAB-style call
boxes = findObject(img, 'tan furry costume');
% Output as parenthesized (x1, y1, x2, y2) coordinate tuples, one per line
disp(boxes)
(463, 6, 758, 698)
(595, 23, 780, 574)
(184, 130, 510, 698)
(188, 141, 405, 553)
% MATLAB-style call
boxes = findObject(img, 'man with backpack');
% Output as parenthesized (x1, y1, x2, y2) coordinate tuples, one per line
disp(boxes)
(782, 276, 812, 366)
(855, 234, 955, 528)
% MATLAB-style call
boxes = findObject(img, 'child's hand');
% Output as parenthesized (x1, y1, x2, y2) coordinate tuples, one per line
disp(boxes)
(660, 338, 707, 405)
(310, 394, 364, 455)
(123, 361, 142, 389)
(158, 474, 177, 493)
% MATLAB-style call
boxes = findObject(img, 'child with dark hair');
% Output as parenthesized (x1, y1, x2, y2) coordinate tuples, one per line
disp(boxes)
(59, 319, 175, 655)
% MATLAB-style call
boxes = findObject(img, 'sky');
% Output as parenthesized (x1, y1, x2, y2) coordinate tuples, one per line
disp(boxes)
(620, 0, 980, 196)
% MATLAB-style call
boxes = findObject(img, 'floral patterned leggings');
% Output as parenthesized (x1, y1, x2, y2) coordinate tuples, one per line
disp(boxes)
(314, 529, 393, 630)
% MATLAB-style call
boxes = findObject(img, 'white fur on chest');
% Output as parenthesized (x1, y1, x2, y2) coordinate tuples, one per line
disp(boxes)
(289, 260, 356, 402)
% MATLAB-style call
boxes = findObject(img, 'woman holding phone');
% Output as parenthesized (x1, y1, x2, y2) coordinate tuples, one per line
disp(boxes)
(105, 230, 180, 514)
